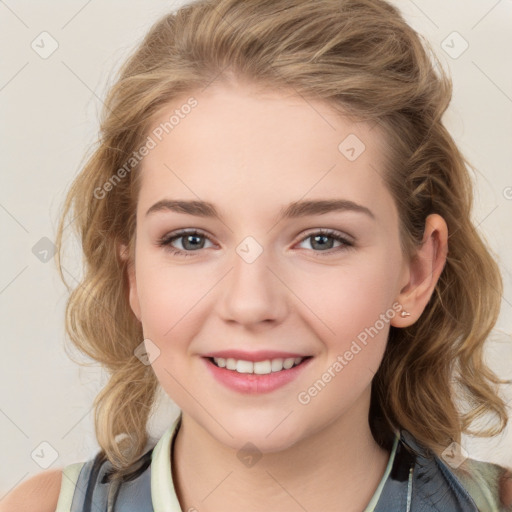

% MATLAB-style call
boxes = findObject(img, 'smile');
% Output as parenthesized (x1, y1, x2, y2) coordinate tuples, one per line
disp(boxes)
(203, 356, 313, 394)
(211, 356, 305, 374)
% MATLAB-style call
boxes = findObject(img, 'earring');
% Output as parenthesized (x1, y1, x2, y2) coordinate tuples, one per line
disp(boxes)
(400, 310, 411, 317)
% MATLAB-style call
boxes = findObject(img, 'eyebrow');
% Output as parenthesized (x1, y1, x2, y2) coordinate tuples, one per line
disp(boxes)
(145, 198, 375, 221)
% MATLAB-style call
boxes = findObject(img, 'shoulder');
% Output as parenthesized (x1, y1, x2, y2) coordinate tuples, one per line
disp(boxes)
(451, 457, 512, 511)
(57, 448, 155, 511)
(397, 430, 512, 511)
(0, 468, 63, 512)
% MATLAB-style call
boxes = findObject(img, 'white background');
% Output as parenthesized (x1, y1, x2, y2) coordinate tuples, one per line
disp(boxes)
(1, 0, 511, 499)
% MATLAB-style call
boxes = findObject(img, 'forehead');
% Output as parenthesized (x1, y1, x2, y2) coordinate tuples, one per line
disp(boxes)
(137, 82, 395, 224)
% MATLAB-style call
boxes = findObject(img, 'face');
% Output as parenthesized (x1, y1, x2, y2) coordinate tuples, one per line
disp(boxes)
(124, 80, 410, 452)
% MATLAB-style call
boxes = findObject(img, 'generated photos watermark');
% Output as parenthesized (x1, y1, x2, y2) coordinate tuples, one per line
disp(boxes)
(297, 301, 404, 405)
(94, 96, 198, 200)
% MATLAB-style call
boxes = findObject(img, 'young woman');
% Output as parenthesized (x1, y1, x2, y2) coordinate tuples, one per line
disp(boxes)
(4, 0, 511, 510)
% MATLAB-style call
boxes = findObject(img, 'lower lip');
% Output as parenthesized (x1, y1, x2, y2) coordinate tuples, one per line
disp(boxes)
(203, 357, 313, 394)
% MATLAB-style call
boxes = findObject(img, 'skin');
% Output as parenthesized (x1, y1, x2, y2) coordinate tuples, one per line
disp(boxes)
(119, 80, 448, 512)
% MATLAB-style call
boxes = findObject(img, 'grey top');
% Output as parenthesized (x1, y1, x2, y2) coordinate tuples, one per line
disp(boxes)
(55, 414, 511, 511)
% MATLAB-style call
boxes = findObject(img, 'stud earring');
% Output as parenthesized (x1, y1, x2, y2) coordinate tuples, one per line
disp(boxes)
(400, 310, 411, 317)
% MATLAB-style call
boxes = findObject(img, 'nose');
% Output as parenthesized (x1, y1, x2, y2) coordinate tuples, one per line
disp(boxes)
(216, 240, 289, 328)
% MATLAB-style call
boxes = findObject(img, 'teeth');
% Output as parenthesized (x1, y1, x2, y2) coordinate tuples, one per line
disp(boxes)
(283, 358, 294, 369)
(236, 360, 253, 373)
(216, 357, 227, 368)
(212, 356, 305, 374)
(271, 359, 283, 372)
(253, 360, 271, 374)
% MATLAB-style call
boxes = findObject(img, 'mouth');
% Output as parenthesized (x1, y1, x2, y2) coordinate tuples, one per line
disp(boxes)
(202, 355, 314, 394)
(207, 356, 312, 374)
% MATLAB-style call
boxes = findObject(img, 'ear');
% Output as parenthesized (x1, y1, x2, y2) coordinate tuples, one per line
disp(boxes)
(119, 242, 142, 323)
(391, 213, 448, 327)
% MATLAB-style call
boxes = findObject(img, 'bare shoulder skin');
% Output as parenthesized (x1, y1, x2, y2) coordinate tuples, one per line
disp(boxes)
(0, 469, 62, 512)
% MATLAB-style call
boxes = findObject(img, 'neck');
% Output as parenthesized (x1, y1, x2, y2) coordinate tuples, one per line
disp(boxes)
(171, 389, 390, 512)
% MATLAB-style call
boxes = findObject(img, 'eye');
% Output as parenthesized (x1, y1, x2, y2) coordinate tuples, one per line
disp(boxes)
(157, 229, 214, 257)
(295, 228, 354, 256)
(157, 228, 354, 258)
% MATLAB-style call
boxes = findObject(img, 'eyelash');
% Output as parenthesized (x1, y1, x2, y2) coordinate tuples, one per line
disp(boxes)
(156, 228, 354, 258)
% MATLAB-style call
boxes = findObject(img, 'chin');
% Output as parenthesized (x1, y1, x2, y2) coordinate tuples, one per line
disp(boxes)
(209, 412, 306, 453)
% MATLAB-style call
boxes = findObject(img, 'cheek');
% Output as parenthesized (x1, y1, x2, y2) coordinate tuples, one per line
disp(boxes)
(135, 261, 202, 404)
(292, 250, 399, 344)
(293, 258, 397, 411)
(134, 279, 187, 385)
(135, 254, 200, 333)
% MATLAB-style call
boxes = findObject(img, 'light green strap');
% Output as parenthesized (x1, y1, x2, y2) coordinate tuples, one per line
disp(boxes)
(363, 433, 400, 512)
(451, 459, 504, 512)
(151, 415, 184, 512)
(54, 462, 85, 512)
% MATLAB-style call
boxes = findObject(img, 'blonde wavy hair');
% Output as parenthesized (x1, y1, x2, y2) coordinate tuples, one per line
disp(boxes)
(55, 0, 509, 481)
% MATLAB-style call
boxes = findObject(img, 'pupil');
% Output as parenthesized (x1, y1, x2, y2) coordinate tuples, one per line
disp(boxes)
(312, 235, 332, 250)
(184, 234, 203, 250)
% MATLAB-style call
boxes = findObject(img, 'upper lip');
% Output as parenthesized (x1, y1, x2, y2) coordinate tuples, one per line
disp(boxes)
(202, 350, 311, 362)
